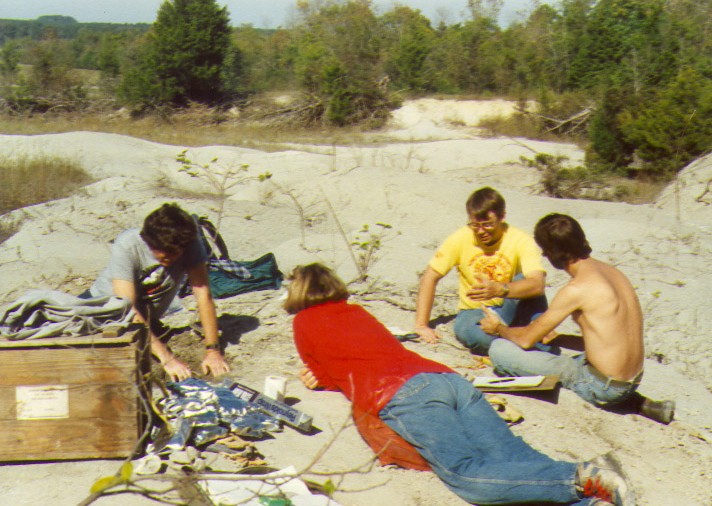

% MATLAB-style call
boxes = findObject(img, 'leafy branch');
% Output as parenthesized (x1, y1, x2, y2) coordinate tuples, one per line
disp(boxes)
(351, 222, 394, 281)
(176, 149, 271, 230)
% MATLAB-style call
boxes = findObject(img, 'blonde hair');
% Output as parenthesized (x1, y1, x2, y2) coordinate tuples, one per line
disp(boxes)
(284, 263, 349, 314)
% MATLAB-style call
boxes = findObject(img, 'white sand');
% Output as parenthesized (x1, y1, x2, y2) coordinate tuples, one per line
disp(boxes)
(1, 99, 711, 505)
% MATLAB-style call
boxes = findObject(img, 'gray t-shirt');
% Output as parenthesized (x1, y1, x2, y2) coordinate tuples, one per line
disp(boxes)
(90, 229, 207, 319)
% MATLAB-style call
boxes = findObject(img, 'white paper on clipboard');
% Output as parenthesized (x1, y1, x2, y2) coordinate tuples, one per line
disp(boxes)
(473, 376, 545, 388)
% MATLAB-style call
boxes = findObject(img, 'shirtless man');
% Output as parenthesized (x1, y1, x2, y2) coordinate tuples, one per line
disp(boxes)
(480, 213, 674, 423)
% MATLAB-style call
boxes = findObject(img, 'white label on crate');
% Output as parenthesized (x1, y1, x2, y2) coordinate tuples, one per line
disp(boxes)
(16, 385, 69, 420)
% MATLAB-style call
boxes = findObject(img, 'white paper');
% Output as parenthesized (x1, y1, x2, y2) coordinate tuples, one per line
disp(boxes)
(473, 376, 545, 388)
(16, 385, 69, 420)
(199, 466, 343, 506)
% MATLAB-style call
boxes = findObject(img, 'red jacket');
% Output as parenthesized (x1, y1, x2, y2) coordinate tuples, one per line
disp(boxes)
(293, 300, 453, 415)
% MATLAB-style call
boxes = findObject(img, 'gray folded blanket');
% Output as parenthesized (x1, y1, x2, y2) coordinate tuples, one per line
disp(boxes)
(0, 289, 134, 340)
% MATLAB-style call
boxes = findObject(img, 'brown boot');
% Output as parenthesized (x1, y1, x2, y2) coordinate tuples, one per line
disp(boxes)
(640, 398, 675, 425)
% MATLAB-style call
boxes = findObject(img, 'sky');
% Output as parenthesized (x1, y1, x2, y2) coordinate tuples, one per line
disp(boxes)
(0, 0, 538, 28)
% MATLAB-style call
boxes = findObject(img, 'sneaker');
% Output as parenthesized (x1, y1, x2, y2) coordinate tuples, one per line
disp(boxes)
(576, 452, 636, 506)
(640, 398, 675, 425)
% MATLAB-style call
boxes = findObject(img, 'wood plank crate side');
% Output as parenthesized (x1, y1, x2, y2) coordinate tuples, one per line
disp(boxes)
(0, 332, 152, 461)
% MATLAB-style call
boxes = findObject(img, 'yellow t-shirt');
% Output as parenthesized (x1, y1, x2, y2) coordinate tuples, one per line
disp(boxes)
(429, 224, 545, 310)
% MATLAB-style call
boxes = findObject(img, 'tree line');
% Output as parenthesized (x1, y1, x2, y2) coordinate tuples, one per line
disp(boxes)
(1, 0, 710, 177)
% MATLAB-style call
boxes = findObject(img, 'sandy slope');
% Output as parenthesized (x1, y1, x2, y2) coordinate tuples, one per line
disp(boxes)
(1, 99, 711, 505)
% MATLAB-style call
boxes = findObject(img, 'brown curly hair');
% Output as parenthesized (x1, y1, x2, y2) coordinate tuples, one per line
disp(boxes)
(140, 203, 197, 254)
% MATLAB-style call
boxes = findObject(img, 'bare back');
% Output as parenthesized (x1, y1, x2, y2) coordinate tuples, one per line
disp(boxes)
(566, 257, 644, 380)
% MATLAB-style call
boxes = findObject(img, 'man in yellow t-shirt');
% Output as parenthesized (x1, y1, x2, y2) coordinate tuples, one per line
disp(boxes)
(415, 187, 548, 354)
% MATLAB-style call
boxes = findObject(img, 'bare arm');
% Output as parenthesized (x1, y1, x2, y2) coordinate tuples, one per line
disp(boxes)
(187, 263, 230, 377)
(509, 270, 546, 298)
(414, 266, 444, 343)
(112, 279, 192, 381)
(467, 270, 546, 301)
(480, 284, 580, 349)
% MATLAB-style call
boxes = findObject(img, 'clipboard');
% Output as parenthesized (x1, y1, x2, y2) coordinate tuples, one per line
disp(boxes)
(473, 375, 560, 393)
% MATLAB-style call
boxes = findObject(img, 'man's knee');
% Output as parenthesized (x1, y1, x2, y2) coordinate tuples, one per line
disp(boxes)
(489, 338, 534, 377)
(489, 338, 519, 363)
(453, 311, 494, 354)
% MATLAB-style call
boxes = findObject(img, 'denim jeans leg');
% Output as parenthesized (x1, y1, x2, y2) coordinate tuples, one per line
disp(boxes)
(454, 306, 514, 354)
(454, 273, 550, 355)
(510, 293, 549, 325)
(489, 339, 577, 383)
(380, 373, 584, 505)
(454, 309, 490, 354)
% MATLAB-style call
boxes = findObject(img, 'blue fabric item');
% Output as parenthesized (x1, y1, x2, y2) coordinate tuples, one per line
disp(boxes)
(209, 259, 252, 279)
(490, 340, 640, 407)
(380, 373, 591, 505)
(0, 289, 133, 340)
(178, 214, 283, 299)
(204, 253, 283, 299)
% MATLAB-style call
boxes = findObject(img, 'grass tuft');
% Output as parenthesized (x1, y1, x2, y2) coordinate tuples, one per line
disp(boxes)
(0, 220, 18, 244)
(0, 154, 92, 215)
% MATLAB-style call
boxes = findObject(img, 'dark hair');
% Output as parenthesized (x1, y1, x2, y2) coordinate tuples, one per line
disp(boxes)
(140, 203, 197, 254)
(534, 213, 592, 269)
(284, 263, 350, 314)
(466, 187, 506, 220)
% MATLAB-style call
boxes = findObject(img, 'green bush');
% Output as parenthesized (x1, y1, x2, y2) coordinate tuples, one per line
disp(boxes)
(619, 67, 712, 175)
(120, 0, 234, 107)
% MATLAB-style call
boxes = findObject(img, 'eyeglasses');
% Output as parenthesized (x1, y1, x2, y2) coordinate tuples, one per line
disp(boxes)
(468, 219, 499, 231)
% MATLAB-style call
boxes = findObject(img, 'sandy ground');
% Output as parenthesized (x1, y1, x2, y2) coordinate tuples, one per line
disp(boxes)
(1, 98, 711, 505)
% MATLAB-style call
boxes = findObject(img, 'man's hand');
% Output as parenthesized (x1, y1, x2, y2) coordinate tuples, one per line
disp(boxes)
(300, 367, 320, 390)
(479, 307, 504, 336)
(467, 275, 505, 301)
(415, 325, 440, 344)
(201, 349, 230, 377)
(162, 356, 192, 382)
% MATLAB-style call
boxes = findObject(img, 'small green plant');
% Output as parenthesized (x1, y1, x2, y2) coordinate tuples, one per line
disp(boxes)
(321, 191, 396, 282)
(176, 149, 271, 229)
(351, 222, 394, 281)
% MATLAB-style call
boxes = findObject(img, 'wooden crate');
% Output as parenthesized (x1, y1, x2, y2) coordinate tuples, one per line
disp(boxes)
(0, 328, 151, 461)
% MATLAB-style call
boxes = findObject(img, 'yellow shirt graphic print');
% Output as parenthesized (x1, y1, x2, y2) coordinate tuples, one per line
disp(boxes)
(469, 251, 512, 286)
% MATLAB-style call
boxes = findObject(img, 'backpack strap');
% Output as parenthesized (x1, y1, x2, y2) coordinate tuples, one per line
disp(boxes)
(194, 215, 230, 260)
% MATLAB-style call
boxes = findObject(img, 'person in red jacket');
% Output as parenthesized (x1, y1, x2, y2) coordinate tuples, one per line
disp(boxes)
(284, 263, 635, 506)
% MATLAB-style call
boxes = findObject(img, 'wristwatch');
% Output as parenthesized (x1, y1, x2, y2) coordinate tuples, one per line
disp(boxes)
(501, 283, 510, 298)
(205, 343, 220, 351)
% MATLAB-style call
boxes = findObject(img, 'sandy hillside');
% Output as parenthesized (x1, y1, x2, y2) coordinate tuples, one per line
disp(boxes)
(1, 98, 711, 506)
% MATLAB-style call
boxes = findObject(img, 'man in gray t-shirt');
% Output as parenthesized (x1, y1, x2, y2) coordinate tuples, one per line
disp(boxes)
(89, 203, 230, 381)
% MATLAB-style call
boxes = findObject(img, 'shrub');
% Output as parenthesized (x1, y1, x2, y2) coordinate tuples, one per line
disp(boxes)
(619, 67, 712, 175)
(120, 0, 234, 107)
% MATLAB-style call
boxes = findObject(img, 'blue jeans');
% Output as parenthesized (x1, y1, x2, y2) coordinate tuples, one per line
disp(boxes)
(454, 291, 549, 355)
(380, 373, 591, 505)
(489, 339, 641, 407)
